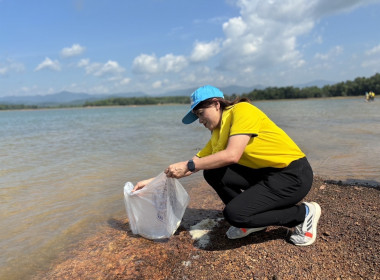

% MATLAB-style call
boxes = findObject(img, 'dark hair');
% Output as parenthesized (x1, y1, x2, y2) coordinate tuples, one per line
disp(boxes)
(193, 97, 251, 112)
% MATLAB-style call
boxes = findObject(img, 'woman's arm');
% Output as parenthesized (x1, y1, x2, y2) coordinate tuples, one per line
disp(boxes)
(165, 134, 251, 178)
(193, 134, 251, 170)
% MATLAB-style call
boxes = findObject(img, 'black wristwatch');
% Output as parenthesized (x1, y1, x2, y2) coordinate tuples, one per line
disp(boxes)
(187, 159, 196, 172)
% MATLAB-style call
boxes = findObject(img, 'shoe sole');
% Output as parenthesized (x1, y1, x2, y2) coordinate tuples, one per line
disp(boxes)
(227, 227, 267, 240)
(296, 202, 321, 246)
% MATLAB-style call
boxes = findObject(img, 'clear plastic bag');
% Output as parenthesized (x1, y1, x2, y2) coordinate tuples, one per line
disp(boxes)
(123, 172, 190, 239)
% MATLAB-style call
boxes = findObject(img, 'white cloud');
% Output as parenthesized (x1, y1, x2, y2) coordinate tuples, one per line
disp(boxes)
(0, 67, 7, 75)
(222, 16, 247, 38)
(77, 59, 125, 77)
(218, 1, 312, 73)
(159, 54, 187, 72)
(132, 54, 159, 74)
(365, 44, 380, 55)
(162, 0, 378, 89)
(190, 40, 221, 62)
(20, 86, 30, 93)
(77, 58, 90, 67)
(315, 36, 323, 44)
(315, 46, 343, 60)
(362, 43, 380, 67)
(19, 0, 377, 96)
(361, 59, 380, 68)
(214, 0, 377, 76)
(152, 79, 170, 89)
(120, 77, 131, 85)
(94, 60, 125, 77)
(61, 44, 86, 58)
(35, 57, 61, 71)
(88, 85, 110, 94)
(78, 59, 102, 75)
(152, 80, 162, 89)
(132, 53, 187, 74)
(66, 0, 378, 94)
(86, 63, 103, 75)
(0, 60, 25, 75)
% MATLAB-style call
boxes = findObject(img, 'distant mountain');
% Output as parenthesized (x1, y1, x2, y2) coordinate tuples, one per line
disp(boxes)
(111, 92, 147, 98)
(153, 87, 198, 97)
(0, 91, 147, 106)
(154, 85, 264, 97)
(0, 80, 336, 106)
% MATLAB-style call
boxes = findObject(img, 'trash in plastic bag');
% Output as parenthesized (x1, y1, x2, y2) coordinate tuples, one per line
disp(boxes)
(123, 172, 190, 239)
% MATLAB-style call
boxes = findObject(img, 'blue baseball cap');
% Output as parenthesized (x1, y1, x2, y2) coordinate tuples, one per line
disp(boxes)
(182, 85, 224, 124)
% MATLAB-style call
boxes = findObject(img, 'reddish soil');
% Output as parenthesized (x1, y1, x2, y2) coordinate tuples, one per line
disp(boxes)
(33, 177, 379, 280)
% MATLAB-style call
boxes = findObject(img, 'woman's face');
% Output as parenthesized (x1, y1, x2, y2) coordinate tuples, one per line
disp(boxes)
(194, 101, 222, 131)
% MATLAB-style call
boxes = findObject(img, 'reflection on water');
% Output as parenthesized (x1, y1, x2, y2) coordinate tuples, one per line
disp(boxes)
(0, 98, 379, 279)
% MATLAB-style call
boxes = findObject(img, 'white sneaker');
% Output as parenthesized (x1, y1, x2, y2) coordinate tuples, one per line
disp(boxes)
(226, 226, 267, 239)
(289, 202, 321, 246)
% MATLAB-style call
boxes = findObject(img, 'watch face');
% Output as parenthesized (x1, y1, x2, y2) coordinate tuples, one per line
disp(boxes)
(188, 160, 195, 171)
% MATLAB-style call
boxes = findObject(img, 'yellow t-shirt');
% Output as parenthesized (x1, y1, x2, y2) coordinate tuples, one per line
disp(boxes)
(196, 102, 305, 169)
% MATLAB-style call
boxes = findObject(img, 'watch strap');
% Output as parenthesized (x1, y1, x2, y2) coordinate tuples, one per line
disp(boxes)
(187, 159, 195, 172)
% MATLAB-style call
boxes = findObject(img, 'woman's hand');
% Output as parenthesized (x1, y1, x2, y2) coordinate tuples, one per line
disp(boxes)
(132, 178, 154, 192)
(165, 161, 191, 179)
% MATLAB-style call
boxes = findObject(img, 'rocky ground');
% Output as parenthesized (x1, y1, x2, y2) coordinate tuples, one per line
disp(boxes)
(33, 177, 379, 280)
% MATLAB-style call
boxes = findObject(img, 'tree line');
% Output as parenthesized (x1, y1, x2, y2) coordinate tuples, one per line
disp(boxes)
(230, 72, 380, 101)
(85, 73, 379, 106)
(1, 73, 378, 110)
(83, 96, 189, 107)
(0, 104, 39, 110)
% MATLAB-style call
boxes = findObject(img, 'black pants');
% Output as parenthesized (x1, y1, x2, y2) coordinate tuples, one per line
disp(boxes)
(203, 157, 313, 228)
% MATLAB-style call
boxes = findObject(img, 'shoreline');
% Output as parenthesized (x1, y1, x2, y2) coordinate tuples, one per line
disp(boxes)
(324, 178, 380, 188)
(0, 95, 366, 112)
(32, 176, 379, 280)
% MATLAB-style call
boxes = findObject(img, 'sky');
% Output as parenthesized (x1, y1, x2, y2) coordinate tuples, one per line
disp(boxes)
(1, 0, 380, 97)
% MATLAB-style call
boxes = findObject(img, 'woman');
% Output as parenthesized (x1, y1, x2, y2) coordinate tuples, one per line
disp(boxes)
(133, 85, 321, 246)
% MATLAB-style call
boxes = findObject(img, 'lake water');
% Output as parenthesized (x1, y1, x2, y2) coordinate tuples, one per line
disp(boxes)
(1, 97, 379, 279)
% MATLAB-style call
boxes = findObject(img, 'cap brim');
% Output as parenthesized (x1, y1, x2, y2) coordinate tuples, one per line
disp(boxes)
(182, 110, 198, 124)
